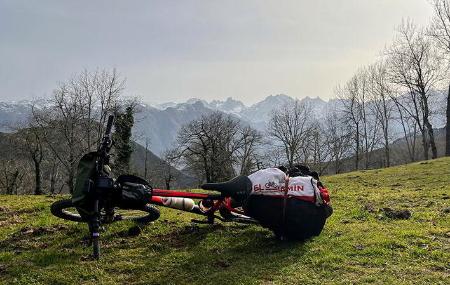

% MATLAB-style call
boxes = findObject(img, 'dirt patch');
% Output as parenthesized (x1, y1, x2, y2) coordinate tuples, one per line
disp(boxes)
(0, 214, 23, 227)
(380, 208, 411, 220)
(17, 225, 69, 237)
(117, 225, 142, 237)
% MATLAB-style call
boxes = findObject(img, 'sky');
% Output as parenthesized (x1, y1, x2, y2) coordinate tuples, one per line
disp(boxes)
(0, 0, 435, 105)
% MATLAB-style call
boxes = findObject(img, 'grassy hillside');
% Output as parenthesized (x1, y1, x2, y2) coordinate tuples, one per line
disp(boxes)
(0, 158, 449, 285)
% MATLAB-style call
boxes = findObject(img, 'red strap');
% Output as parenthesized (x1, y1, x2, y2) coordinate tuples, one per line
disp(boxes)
(281, 175, 290, 238)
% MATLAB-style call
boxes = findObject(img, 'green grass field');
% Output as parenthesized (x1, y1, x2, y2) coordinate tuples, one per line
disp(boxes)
(0, 158, 449, 285)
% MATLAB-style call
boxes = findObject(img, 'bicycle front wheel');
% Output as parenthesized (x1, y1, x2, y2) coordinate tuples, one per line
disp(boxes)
(114, 205, 160, 224)
(50, 199, 84, 222)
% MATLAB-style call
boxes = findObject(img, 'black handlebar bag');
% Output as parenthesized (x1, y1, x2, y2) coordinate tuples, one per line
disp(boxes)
(115, 175, 153, 210)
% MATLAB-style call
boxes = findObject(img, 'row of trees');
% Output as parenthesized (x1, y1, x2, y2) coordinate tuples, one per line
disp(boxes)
(337, 0, 450, 169)
(0, 69, 136, 195)
(168, 101, 351, 184)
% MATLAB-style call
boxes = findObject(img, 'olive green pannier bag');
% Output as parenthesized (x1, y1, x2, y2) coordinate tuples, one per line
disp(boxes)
(72, 152, 98, 217)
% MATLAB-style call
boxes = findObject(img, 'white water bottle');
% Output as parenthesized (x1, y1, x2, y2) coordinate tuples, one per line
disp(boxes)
(161, 197, 195, 211)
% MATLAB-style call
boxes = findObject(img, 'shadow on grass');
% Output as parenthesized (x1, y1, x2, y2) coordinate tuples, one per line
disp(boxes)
(0, 224, 86, 267)
(1, 220, 309, 284)
(133, 223, 308, 284)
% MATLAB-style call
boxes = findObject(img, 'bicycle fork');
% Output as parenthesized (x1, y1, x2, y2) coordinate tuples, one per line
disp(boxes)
(88, 199, 100, 259)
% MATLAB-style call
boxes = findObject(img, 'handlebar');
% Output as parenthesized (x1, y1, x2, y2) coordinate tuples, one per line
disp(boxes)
(97, 115, 114, 169)
(105, 115, 114, 136)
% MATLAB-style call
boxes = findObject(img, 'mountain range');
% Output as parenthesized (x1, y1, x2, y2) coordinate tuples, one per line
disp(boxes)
(0, 94, 446, 155)
(135, 95, 334, 154)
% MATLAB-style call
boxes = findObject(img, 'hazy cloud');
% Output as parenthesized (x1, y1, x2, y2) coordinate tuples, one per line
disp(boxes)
(0, 0, 433, 104)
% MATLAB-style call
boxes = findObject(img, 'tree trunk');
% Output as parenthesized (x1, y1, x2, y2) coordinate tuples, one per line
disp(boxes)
(68, 167, 75, 194)
(34, 160, 42, 195)
(385, 145, 390, 167)
(165, 178, 171, 190)
(425, 119, 438, 159)
(355, 125, 360, 170)
(383, 125, 390, 167)
(334, 158, 340, 174)
(421, 128, 429, 160)
(446, 84, 450, 156)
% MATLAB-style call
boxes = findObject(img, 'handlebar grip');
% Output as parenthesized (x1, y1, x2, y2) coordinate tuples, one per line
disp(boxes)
(105, 115, 114, 136)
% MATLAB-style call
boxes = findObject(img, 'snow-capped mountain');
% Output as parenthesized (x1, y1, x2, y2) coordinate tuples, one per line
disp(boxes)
(239, 94, 295, 123)
(0, 100, 45, 131)
(1, 93, 446, 155)
(207, 97, 246, 116)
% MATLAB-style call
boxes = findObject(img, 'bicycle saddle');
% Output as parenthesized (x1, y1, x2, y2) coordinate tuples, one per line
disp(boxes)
(201, 175, 252, 202)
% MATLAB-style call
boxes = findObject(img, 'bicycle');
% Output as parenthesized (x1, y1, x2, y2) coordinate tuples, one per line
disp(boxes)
(51, 115, 258, 259)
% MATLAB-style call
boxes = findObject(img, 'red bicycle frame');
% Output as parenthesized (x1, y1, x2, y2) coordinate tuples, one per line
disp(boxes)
(150, 189, 247, 217)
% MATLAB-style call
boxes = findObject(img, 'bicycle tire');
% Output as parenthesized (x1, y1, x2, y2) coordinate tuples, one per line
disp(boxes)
(51, 199, 84, 222)
(51, 199, 160, 224)
(116, 204, 160, 224)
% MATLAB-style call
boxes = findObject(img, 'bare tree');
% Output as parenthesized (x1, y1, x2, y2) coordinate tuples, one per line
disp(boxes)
(267, 101, 313, 168)
(357, 70, 381, 169)
(337, 69, 380, 170)
(235, 126, 262, 176)
(48, 160, 64, 194)
(177, 112, 260, 183)
(368, 62, 395, 167)
(33, 69, 124, 192)
(430, 0, 450, 52)
(429, 0, 450, 156)
(260, 145, 286, 168)
(0, 159, 26, 195)
(19, 124, 45, 195)
(323, 109, 352, 174)
(159, 149, 179, 189)
(392, 97, 419, 162)
(306, 121, 332, 174)
(336, 79, 361, 170)
(386, 20, 445, 159)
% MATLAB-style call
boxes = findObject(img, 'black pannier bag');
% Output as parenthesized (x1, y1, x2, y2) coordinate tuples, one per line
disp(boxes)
(245, 196, 330, 240)
(243, 168, 332, 240)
